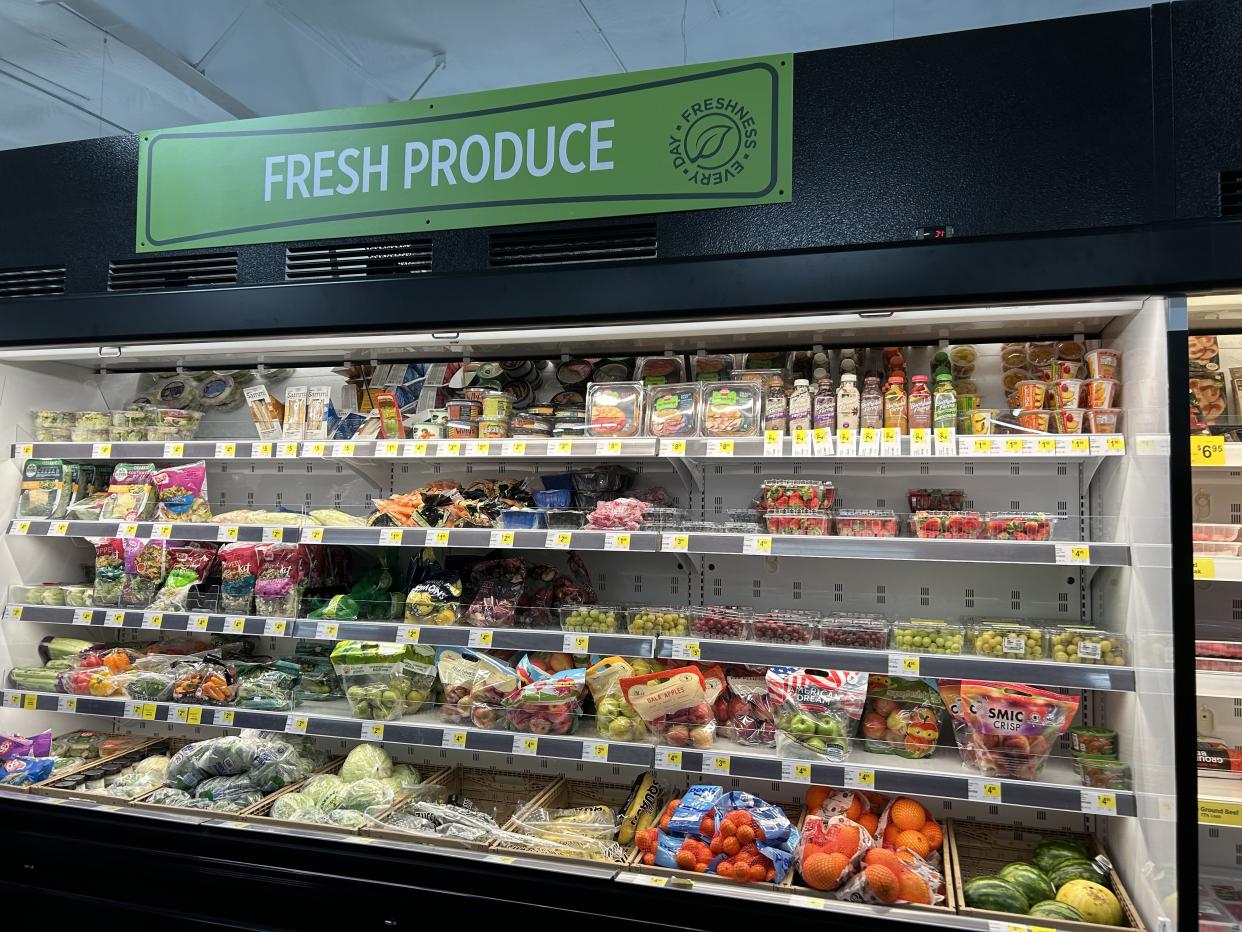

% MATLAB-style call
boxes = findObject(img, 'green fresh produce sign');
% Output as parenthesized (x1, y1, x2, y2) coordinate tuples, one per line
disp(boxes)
(136, 55, 792, 252)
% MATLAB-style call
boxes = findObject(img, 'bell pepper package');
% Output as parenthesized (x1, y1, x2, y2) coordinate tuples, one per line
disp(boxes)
(859, 676, 944, 759)
(152, 461, 213, 523)
(767, 668, 868, 762)
(939, 680, 1079, 780)
(254, 542, 302, 617)
(92, 537, 125, 606)
(149, 542, 217, 611)
(620, 665, 717, 750)
(586, 657, 647, 742)
(436, 647, 519, 730)
(100, 462, 157, 521)
(506, 668, 586, 735)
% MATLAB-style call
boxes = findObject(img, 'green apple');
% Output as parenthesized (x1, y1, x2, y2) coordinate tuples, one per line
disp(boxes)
(789, 713, 817, 737)
(804, 737, 827, 753)
(607, 717, 635, 741)
(815, 717, 841, 738)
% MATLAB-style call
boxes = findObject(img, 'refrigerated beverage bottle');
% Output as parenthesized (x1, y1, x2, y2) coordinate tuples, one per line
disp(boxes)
(932, 372, 957, 429)
(788, 379, 813, 431)
(884, 375, 908, 433)
(908, 374, 932, 430)
(837, 374, 860, 430)
(813, 378, 835, 431)
(764, 374, 788, 433)
(860, 376, 883, 429)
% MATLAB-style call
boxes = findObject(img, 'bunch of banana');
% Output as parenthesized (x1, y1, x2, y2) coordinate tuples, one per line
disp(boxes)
(616, 771, 662, 845)
(543, 806, 615, 825)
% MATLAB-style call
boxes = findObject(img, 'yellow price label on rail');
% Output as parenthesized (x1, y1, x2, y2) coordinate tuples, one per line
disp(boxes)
(901, 656, 920, 674)
(10, 520, 30, 535)
(935, 428, 952, 444)
(225, 617, 246, 633)
(118, 522, 140, 538)
(305, 528, 324, 543)
(743, 534, 773, 555)
(1198, 798, 1242, 826)
(164, 442, 185, 458)
(1005, 437, 1024, 453)
(973, 437, 995, 453)
(190, 615, 209, 630)
(338, 441, 356, 456)
(554, 439, 574, 455)
(379, 440, 400, 456)
(186, 706, 202, 725)
(1195, 557, 1217, 580)
(707, 755, 731, 775)
(450, 731, 467, 746)
(605, 532, 631, 551)
(1105, 436, 1124, 452)
(305, 442, 326, 457)
(380, 528, 404, 546)
(253, 442, 272, 458)
(262, 527, 283, 542)
(92, 443, 112, 457)
(218, 710, 235, 725)
(22, 693, 37, 711)
(152, 523, 174, 539)
(408, 442, 428, 456)
(763, 430, 782, 456)
(837, 428, 853, 446)
(710, 439, 735, 456)
(983, 782, 1002, 799)
(502, 440, 527, 455)
(570, 635, 590, 652)
(444, 441, 462, 456)
(49, 521, 69, 536)
(429, 529, 451, 546)
(6, 606, 21, 620)
(1192, 434, 1226, 465)
(141, 702, 157, 720)
(276, 441, 299, 458)
(603, 439, 623, 455)
(1036, 437, 1056, 453)
(16, 443, 32, 458)
(658, 438, 686, 456)
(860, 427, 877, 445)
(1070, 437, 1090, 453)
(1070, 545, 1090, 563)
(365, 723, 385, 741)
(555, 531, 574, 548)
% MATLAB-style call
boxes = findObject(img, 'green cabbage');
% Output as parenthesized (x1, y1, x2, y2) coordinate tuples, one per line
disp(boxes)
(271, 792, 328, 823)
(339, 743, 393, 783)
(337, 778, 394, 812)
(327, 809, 368, 828)
(301, 773, 346, 810)
(389, 763, 422, 787)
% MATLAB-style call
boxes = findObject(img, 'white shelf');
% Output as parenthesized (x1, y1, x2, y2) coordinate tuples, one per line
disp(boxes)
(1197, 670, 1242, 697)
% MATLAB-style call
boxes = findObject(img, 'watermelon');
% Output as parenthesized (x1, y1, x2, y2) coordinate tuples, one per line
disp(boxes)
(1029, 900, 1086, 921)
(1057, 879, 1123, 926)
(997, 862, 1055, 906)
(963, 876, 1030, 914)
(1032, 837, 1091, 873)
(1050, 858, 1110, 891)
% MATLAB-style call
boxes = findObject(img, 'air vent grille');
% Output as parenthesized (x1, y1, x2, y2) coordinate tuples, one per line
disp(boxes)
(286, 240, 432, 281)
(1221, 170, 1242, 217)
(489, 223, 657, 268)
(109, 252, 238, 291)
(0, 265, 65, 299)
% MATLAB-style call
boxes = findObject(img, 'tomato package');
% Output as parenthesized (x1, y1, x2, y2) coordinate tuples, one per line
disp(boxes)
(859, 676, 944, 759)
(766, 668, 869, 761)
(939, 680, 1079, 780)
(620, 665, 719, 750)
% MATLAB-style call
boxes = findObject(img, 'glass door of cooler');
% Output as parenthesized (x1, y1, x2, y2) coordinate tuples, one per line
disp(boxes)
(0, 296, 1179, 930)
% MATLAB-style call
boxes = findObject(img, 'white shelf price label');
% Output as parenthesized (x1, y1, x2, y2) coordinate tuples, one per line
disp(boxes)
(596, 439, 623, 456)
(513, 735, 540, 756)
(126, 701, 157, 721)
(910, 427, 931, 457)
(379, 528, 404, 546)
(836, 428, 856, 456)
(91, 442, 113, 458)
(582, 741, 610, 762)
(1070, 436, 1091, 454)
(604, 532, 631, 551)
(546, 531, 573, 549)
(213, 442, 236, 459)
(405, 441, 429, 457)
(253, 442, 273, 458)
(888, 653, 920, 676)
(562, 633, 590, 653)
(57, 695, 77, 713)
(118, 522, 140, 538)
(658, 438, 687, 457)
(334, 441, 356, 457)
(706, 439, 734, 457)
(104, 610, 126, 628)
(858, 427, 880, 457)
(48, 521, 70, 537)
(443, 441, 462, 457)
(791, 428, 812, 458)
(669, 639, 702, 660)
(971, 436, 998, 456)
(304, 441, 326, 457)
(276, 441, 299, 458)
(844, 766, 876, 790)
(141, 612, 163, 630)
(15, 443, 32, 459)
(304, 527, 324, 544)
(217, 525, 239, 542)
(9, 520, 30, 536)
(224, 617, 247, 634)
(152, 523, 174, 539)
(466, 441, 491, 456)
(1036, 437, 1057, 455)
(3, 692, 20, 708)
(162, 442, 185, 458)
(661, 532, 689, 552)
(781, 760, 813, 783)
(1004, 437, 1027, 455)
(396, 625, 420, 644)
(263, 618, 288, 636)
(489, 530, 516, 549)
(654, 748, 683, 769)
(934, 427, 956, 456)
(1080, 790, 1118, 815)
(468, 629, 494, 649)
(261, 527, 284, 543)
(216, 709, 235, 726)
(763, 430, 783, 457)
(428, 528, 451, 546)
(742, 534, 773, 556)
(704, 754, 731, 775)
(285, 714, 309, 734)
(812, 428, 834, 456)
(968, 779, 1003, 803)
(362, 722, 385, 742)
(501, 440, 528, 456)
(378, 440, 400, 457)
(314, 622, 339, 640)
(442, 729, 468, 749)
(190, 615, 210, 631)
(881, 427, 901, 457)
(1055, 544, 1091, 565)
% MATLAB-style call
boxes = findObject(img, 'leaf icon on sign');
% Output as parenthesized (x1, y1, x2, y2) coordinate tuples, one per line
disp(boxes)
(686, 114, 740, 168)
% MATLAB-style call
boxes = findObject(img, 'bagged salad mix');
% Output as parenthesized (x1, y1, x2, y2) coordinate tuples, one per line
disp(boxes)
(149, 541, 217, 611)
(767, 668, 868, 762)
(100, 462, 157, 521)
(219, 542, 259, 614)
(938, 680, 1079, 780)
(152, 461, 212, 522)
(93, 537, 126, 606)
(18, 458, 71, 518)
(121, 538, 168, 608)
(254, 542, 302, 617)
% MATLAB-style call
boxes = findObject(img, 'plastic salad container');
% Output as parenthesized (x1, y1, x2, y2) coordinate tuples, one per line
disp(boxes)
(1050, 626, 1127, 665)
(751, 610, 818, 644)
(760, 479, 834, 512)
(968, 621, 1049, 659)
(687, 606, 751, 640)
(559, 604, 624, 634)
(499, 509, 545, 530)
(833, 509, 899, 538)
(892, 619, 965, 654)
(909, 511, 984, 540)
(818, 614, 889, 649)
(984, 512, 1057, 541)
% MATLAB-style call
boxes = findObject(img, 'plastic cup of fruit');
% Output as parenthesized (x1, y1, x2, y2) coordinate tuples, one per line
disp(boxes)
(764, 510, 831, 536)
(1014, 380, 1047, 410)
(1083, 378, 1120, 409)
(1051, 626, 1127, 665)
(1050, 407, 1085, 433)
(818, 615, 890, 649)
(1078, 758, 1132, 790)
(760, 479, 834, 512)
(984, 512, 1056, 541)
(1085, 408, 1121, 434)
(1084, 348, 1122, 379)
(968, 622, 1048, 659)
(752, 610, 817, 644)
(1049, 378, 1085, 409)
(833, 509, 898, 538)
(559, 604, 622, 634)
(892, 619, 965, 654)
(1017, 409, 1051, 432)
(688, 606, 751, 641)
(626, 607, 691, 636)
(968, 409, 997, 435)
(909, 511, 984, 540)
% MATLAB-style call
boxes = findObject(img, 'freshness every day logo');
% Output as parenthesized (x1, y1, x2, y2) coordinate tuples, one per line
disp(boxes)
(668, 95, 759, 187)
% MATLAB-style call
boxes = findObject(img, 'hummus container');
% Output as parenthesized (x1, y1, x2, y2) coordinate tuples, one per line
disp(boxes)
(446, 399, 482, 420)
(445, 420, 479, 439)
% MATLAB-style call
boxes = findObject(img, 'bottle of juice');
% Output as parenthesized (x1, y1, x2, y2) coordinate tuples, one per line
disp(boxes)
(860, 376, 883, 429)
(884, 375, 909, 433)
(932, 372, 957, 429)
(837, 374, 860, 430)
(764, 374, 788, 433)
(788, 379, 813, 431)
(907, 375, 932, 430)
(813, 378, 835, 431)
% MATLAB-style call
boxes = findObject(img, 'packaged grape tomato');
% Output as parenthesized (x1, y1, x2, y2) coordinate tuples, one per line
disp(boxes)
(767, 669, 868, 762)
(939, 680, 1079, 780)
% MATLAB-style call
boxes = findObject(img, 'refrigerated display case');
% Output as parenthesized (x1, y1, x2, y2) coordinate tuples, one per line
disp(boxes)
(0, 296, 1184, 930)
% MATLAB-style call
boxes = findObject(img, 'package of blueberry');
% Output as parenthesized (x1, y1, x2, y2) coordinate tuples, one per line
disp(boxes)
(646, 383, 701, 437)
(18, 458, 70, 518)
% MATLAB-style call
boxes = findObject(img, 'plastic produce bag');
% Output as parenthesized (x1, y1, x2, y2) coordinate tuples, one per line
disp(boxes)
(403, 551, 462, 625)
(271, 792, 329, 823)
(767, 668, 869, 762)
(436, 647, 519, 730)
(462, 558, 525, 627)
(586, 657, 647, 742)
(620, 665, 717, 749)
(337, 777, 394, 812)
(145, 787, 193, 807)
(91, 538, 125, 606)
(195, 772, 261, 804)
(152, 461, 212, 522)
(859, 676, 945, 759)
(1, 756, 55, 786)
(330, 641, 429, 721)
(505, 668, 585, 735)
(18, 459, 70, 518)
(940, 680, 1079, 780)
(724, 675, 776, 747)
(170, 656, 237, 706)
(121, 538, 168, 609)
(301, 773, 346, 809)
(339, 742, 393, 783)
(254, 542, 302, 617)
(219, 542, 259, 615)
(248, 738, 314, 792)
(236, 660, 300, 711)
(149, 542, 217, 611)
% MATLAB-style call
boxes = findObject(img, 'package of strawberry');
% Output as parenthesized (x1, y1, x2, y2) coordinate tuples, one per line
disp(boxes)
(759, 479, 834, 512)
(908, 511, 984, 540)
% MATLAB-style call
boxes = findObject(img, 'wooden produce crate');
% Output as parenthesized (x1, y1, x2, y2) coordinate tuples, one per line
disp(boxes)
(782, 808, 957, 913)
(32, 737, 168, 801)
(490, 775, 639, 865)
(948, 821, 1147, 931)
(363, 765, 555, 850)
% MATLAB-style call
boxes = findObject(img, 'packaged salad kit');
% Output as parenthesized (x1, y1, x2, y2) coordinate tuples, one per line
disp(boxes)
(254, 543, 302, 617)
(152, 461, 212, 523)
(219, 542, 259, 615)
(100, 462, 157, 521)
(939, 680, 1079, 780)
(18, 458, 70, 518)
(121, 538, 168, 608)
(148, 542, 217, 612)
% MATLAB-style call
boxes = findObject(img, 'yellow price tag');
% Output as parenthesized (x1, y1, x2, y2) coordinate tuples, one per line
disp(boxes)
(973, 437, 993, 453)
(191, 615, 209, 630)
(686, 642, 701, 659)
(764, 429, 782, 451)
(607, 533, 631, 550)
(339, 442, 355, 456)
(305, 528, 324, 543)
(16, 443, 32, 458)
(793, 762, 811, 780)
(555, 439, 574, 455)
(1095, 794, 1116, 811)
(555, 531, 573, 548)
(119, 522, 139, 537)
(1070, 545, 1091, 563)
(605, 440, 623, 454)
(1037, 437, 1056, 453)
(307, 442, 325, 457)
(265, 528, 284, 542)
(508, 440, 527, 455)
(218, 710, 235, 725)
(381, 528, 404, 545)
(452, 731, 467, 746)
(881, 427, 897, 445)
(855, 770, 875, 786)
(861, 427, 877, 445)
(430, 529, 451, 546)
(141, 702, 157, 720)
(186, 706, 202, 725)
(13, 521, 30, 535)
(368, 723, 385, 740)
(93, 443, 113, 457)
(253, 442, 271, 457)
(592, 743, 609, 759)
(445, 442, 462, 456)
(1005, 437, 1024, 453)
(1105, 436, 1124, 452)
(663, 750, 682, 766)
(935, 427, 952, 443)
(50, 522, 69, 536)
(716, 440, 734, 455)
(143, 613, 163, 629)
(166, 442, 186, 457)
(1192, 434, 1226, 465)
(670, 534, 689, 551)
(410, 442, 428, 456)
(220, 443, 236, 457)
(1195, 557, 1217, 580)
(710, 756, 731, 774)
(837, 428, 853, 445)
(22, 693, 37, 710)
(983, 782, 1002, 799)
(572, 635, 590, 651)
(380, 440, 400, 456)
(522, 737, 539, 752)
(745, 535, 773, 555)
(475, 631, 494, 647)
(664, 439, 686, 455)
(153, 523, 174, 539)
(474, 441, 491, 455)
(9, 606, 21, 619)
(901, 656, 920, 674)
(499, 531, 515, 546)
(911, 427, 928, 445)
(1070, 436, 1090, 453)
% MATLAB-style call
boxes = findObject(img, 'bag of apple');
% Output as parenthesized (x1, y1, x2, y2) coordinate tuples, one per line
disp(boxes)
(586, 657, 647, 742)
(620, 665, 717, 750)
(766, 668, 868, 761)
(859, 676, 945, 759)
(435, 647, 520, 730)
(505, 668, 586, 736)
(723, 675, 776, 746)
